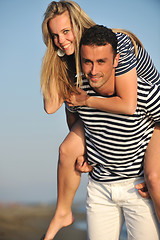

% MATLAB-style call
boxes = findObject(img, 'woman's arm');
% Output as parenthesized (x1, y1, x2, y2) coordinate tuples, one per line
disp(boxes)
(69, 67, 137, 115)
(44, 95, 64, 114)
(43, 79, 64, 114)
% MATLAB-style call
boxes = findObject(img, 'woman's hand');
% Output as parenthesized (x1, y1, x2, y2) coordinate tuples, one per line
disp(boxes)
(67, 87, 89, 106)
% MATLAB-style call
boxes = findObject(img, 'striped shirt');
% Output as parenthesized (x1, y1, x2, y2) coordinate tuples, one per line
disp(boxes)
(115, 33, 160, 84)
(73, 77, 160, 182)
(67, 32, 160, 182)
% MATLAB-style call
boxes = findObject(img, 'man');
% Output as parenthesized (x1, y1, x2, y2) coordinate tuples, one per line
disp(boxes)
(67, 25, 160, 239)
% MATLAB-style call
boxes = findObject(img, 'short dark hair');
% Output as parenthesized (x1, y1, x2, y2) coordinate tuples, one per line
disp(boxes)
(80, 25, 118, 58)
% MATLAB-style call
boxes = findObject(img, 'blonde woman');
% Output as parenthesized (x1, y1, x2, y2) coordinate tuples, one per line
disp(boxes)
(40, 1, 160, 239)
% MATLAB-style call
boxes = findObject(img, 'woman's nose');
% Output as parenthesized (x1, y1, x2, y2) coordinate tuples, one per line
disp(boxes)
(58, 34, 65, 44)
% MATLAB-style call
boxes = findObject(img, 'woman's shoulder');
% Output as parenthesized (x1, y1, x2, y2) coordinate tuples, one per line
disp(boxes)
(116, 32, 133, 50)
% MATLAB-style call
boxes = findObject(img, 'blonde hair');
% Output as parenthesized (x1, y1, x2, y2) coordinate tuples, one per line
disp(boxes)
(41, 0, 95, 99)
(112, 28, 143, 56)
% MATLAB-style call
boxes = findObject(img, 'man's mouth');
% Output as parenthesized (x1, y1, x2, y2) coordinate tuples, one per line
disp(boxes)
(88, 74, 101, 82)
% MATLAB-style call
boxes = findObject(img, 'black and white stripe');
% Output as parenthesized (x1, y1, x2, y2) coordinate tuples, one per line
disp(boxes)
(116, 33, 137, 75)
(136, 45, 160, 85)
(67, 32, 160, 182)
(115, 33, 160, 84)
(76, 78, 160, 182)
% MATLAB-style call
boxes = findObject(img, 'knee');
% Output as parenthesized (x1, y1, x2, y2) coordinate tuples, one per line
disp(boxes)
(59, 141, 72, 167)
(145, 171, 160, 191)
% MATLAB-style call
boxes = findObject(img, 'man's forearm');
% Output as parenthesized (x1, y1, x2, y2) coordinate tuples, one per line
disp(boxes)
(65, 107, 79, 130)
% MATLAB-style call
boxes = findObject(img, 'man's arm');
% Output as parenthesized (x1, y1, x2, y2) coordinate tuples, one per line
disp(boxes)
(65, 107, 79, 130)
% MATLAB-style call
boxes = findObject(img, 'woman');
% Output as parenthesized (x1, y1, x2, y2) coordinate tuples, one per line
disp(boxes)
(40, 1, 160, 239)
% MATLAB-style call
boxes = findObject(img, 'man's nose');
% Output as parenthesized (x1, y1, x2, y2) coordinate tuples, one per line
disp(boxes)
(90, 64, 97, 75)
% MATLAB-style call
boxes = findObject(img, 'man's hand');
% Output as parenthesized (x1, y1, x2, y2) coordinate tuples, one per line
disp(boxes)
(67, 87, 88, 106)
(76, 155, 93, 173)
(76, 158, 150, 199)
(135, 182, 150, 199)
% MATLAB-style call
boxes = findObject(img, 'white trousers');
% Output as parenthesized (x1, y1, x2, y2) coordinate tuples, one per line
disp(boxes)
(86, 177, 160, 240)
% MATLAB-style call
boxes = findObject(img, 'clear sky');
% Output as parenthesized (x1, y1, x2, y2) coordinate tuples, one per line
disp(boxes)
(1, 0, 160, 204)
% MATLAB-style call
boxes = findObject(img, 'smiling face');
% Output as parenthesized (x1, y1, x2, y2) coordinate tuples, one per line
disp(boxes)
(81, 44, 119, 95)
(48, 11, 75, 55)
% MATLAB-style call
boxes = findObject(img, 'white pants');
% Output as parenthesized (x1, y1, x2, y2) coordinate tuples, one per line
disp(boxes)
(86, 177, 160, 240)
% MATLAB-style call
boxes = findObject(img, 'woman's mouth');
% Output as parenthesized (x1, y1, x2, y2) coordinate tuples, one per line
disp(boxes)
(62, 43, 71, 50)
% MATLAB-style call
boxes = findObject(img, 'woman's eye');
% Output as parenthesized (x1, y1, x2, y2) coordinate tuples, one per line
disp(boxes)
(64, 30, 69, 34)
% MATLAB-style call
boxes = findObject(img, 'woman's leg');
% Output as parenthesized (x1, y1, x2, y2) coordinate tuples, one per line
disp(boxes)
(144, 124, 160, 222)
(44, 119, 86, 240)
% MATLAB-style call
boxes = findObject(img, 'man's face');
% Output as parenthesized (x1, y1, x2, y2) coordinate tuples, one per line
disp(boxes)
(81, 44, 119, 95)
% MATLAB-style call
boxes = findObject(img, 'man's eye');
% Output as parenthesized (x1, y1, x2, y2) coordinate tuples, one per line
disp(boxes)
(98, 60, 105, 64)
(84, 60, 91, 65)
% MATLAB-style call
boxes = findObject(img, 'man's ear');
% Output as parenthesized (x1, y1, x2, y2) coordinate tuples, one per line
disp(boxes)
(113, 53, 120, 67)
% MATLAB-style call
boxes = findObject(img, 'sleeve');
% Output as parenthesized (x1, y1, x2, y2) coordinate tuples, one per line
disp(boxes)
(64, 101, 78, 113)
(146, 84, 160, 123)
(115, 33, 137, 77)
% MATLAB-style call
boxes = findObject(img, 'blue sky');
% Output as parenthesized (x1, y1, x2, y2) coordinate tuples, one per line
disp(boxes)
(0, 0, 160, 204)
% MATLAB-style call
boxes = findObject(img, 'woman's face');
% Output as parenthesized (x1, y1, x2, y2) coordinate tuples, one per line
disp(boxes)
(48, 11, 75, 55)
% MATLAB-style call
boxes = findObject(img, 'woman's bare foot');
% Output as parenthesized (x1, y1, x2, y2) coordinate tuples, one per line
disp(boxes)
(44, 210, 74, 240)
